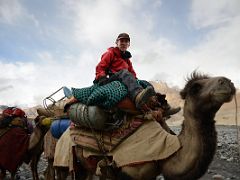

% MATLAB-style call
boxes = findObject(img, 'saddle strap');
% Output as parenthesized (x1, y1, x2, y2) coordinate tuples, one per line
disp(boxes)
(0, 127, 10, 138)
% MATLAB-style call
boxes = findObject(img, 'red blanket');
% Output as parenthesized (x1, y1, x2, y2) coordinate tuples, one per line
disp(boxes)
(0, 127, 29, 172)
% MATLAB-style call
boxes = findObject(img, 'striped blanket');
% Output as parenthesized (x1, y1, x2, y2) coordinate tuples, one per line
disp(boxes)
(70, 116, 145, 153)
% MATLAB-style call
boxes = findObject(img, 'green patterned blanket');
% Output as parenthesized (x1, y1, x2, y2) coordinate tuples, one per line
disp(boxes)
(72, 80, 148, 109)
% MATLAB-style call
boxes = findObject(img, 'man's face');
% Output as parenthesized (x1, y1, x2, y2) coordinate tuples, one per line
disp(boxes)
(116, 38, 130, 51)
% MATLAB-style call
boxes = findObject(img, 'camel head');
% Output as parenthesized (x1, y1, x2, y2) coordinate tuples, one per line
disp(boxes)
(180, 71, 236, 116)
(28, 115, 51, 151)
(34, 115, 51, 134)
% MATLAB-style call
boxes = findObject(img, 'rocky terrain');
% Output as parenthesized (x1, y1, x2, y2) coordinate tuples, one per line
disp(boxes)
(201, 125, 240, 180)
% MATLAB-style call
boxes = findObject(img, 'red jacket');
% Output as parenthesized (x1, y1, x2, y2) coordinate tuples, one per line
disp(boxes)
(95, 47, 137, 80)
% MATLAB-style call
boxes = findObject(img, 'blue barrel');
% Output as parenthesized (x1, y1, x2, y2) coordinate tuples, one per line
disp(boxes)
(50, 119, 71, 139)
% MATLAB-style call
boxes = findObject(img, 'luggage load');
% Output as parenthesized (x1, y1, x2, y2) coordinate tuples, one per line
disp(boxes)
(68, 103, 109, 130)
(43, 87, 68, 118)
(2, 107, 26, 118)
(0, 107, 27, 128)
(50, 119, 71, 139)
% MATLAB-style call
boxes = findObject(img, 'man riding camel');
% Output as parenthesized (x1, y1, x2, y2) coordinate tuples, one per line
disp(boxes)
(93, 33, 180, 115)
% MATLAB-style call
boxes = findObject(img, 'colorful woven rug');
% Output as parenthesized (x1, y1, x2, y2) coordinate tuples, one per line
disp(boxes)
(70, 116, 145, 153)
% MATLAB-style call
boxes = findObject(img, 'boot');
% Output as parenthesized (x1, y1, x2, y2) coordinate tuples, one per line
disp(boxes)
(155, 92, 181, 116)
(63, 86, 73, 99)
(135, 86, 156, 111)
(163, 105, 181, 116)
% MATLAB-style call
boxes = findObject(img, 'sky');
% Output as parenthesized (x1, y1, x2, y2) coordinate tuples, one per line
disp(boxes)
(0, 0, 240, 107)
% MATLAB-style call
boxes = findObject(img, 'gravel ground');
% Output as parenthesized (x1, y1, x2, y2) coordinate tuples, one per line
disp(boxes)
(4, 125, 240, 180)
(171, 125, 240, 180)
(199, 125, 240, 180)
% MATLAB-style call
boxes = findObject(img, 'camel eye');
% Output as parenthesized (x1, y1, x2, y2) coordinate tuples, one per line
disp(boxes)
(190, 82, 202, 95)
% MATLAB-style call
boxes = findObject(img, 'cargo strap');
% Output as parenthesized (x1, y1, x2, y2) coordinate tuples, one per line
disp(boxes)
(0, 127, 11, 138)
(84, 106, 118, 178)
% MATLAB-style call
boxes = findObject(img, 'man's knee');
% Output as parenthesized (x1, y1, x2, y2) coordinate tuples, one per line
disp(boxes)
(115, 69, 135, 80)
(117, 69, 132, 76)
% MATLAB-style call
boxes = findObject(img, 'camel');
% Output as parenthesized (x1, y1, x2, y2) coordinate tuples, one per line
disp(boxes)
(43, 130, 69, 180)
(36, 106, 76, 180)
(43, 129, 82, 180)
(71, 72, 236, 180)
(0, 115, 49, 180)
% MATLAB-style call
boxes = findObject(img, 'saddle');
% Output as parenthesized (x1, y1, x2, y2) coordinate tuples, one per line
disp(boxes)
(70, 115, 146, 153)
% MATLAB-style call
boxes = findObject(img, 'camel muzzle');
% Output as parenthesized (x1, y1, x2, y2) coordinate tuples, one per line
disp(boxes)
(211, 77, 236, 103)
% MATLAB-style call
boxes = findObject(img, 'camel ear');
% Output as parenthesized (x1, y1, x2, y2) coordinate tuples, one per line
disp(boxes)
(189, 82, 202, 96)
(180, 82, 202, 99)
(180, 90, 186, 99)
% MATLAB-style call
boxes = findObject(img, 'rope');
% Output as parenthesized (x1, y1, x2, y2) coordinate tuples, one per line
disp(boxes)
(83, 105, 118, 178)
(234, 95, 240, 156)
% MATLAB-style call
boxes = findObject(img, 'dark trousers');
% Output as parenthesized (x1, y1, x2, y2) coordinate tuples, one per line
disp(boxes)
(108, 69, 151, 100)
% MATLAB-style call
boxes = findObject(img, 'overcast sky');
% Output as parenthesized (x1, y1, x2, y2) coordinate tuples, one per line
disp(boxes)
(0, 0, 240, 107)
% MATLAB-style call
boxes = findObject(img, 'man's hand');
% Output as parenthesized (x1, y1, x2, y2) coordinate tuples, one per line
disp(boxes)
(97, 76, 109, 86)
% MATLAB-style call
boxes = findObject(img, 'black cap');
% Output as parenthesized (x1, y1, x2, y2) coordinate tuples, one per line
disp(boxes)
(116, 33, 130, 41)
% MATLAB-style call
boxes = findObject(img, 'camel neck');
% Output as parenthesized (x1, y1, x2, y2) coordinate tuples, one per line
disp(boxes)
(28, 126, 42, 150)
(161, 103, 217, 179)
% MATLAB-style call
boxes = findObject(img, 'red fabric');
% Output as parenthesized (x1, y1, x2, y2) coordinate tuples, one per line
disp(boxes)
(2, 107, 26, 118)
(111, 118, 144, 139)
(0, 127, 29, 172)
(95, 47, 137, 80)
(117, 97, 139, 114)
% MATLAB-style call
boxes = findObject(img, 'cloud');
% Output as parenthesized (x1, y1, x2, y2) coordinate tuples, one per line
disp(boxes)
(190, 0, 240, 29)
(0, 0, 39, 27)
(0, 85, 13, 92)
(182, 16, 240, 84)
(0, 61, 35, 79)
(61, 0, 163, 48)
(135, 4, 240, 88)
(0, 50, 98, 107)
(61, 0, 131, 47)
(0, 0, 23, 24)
